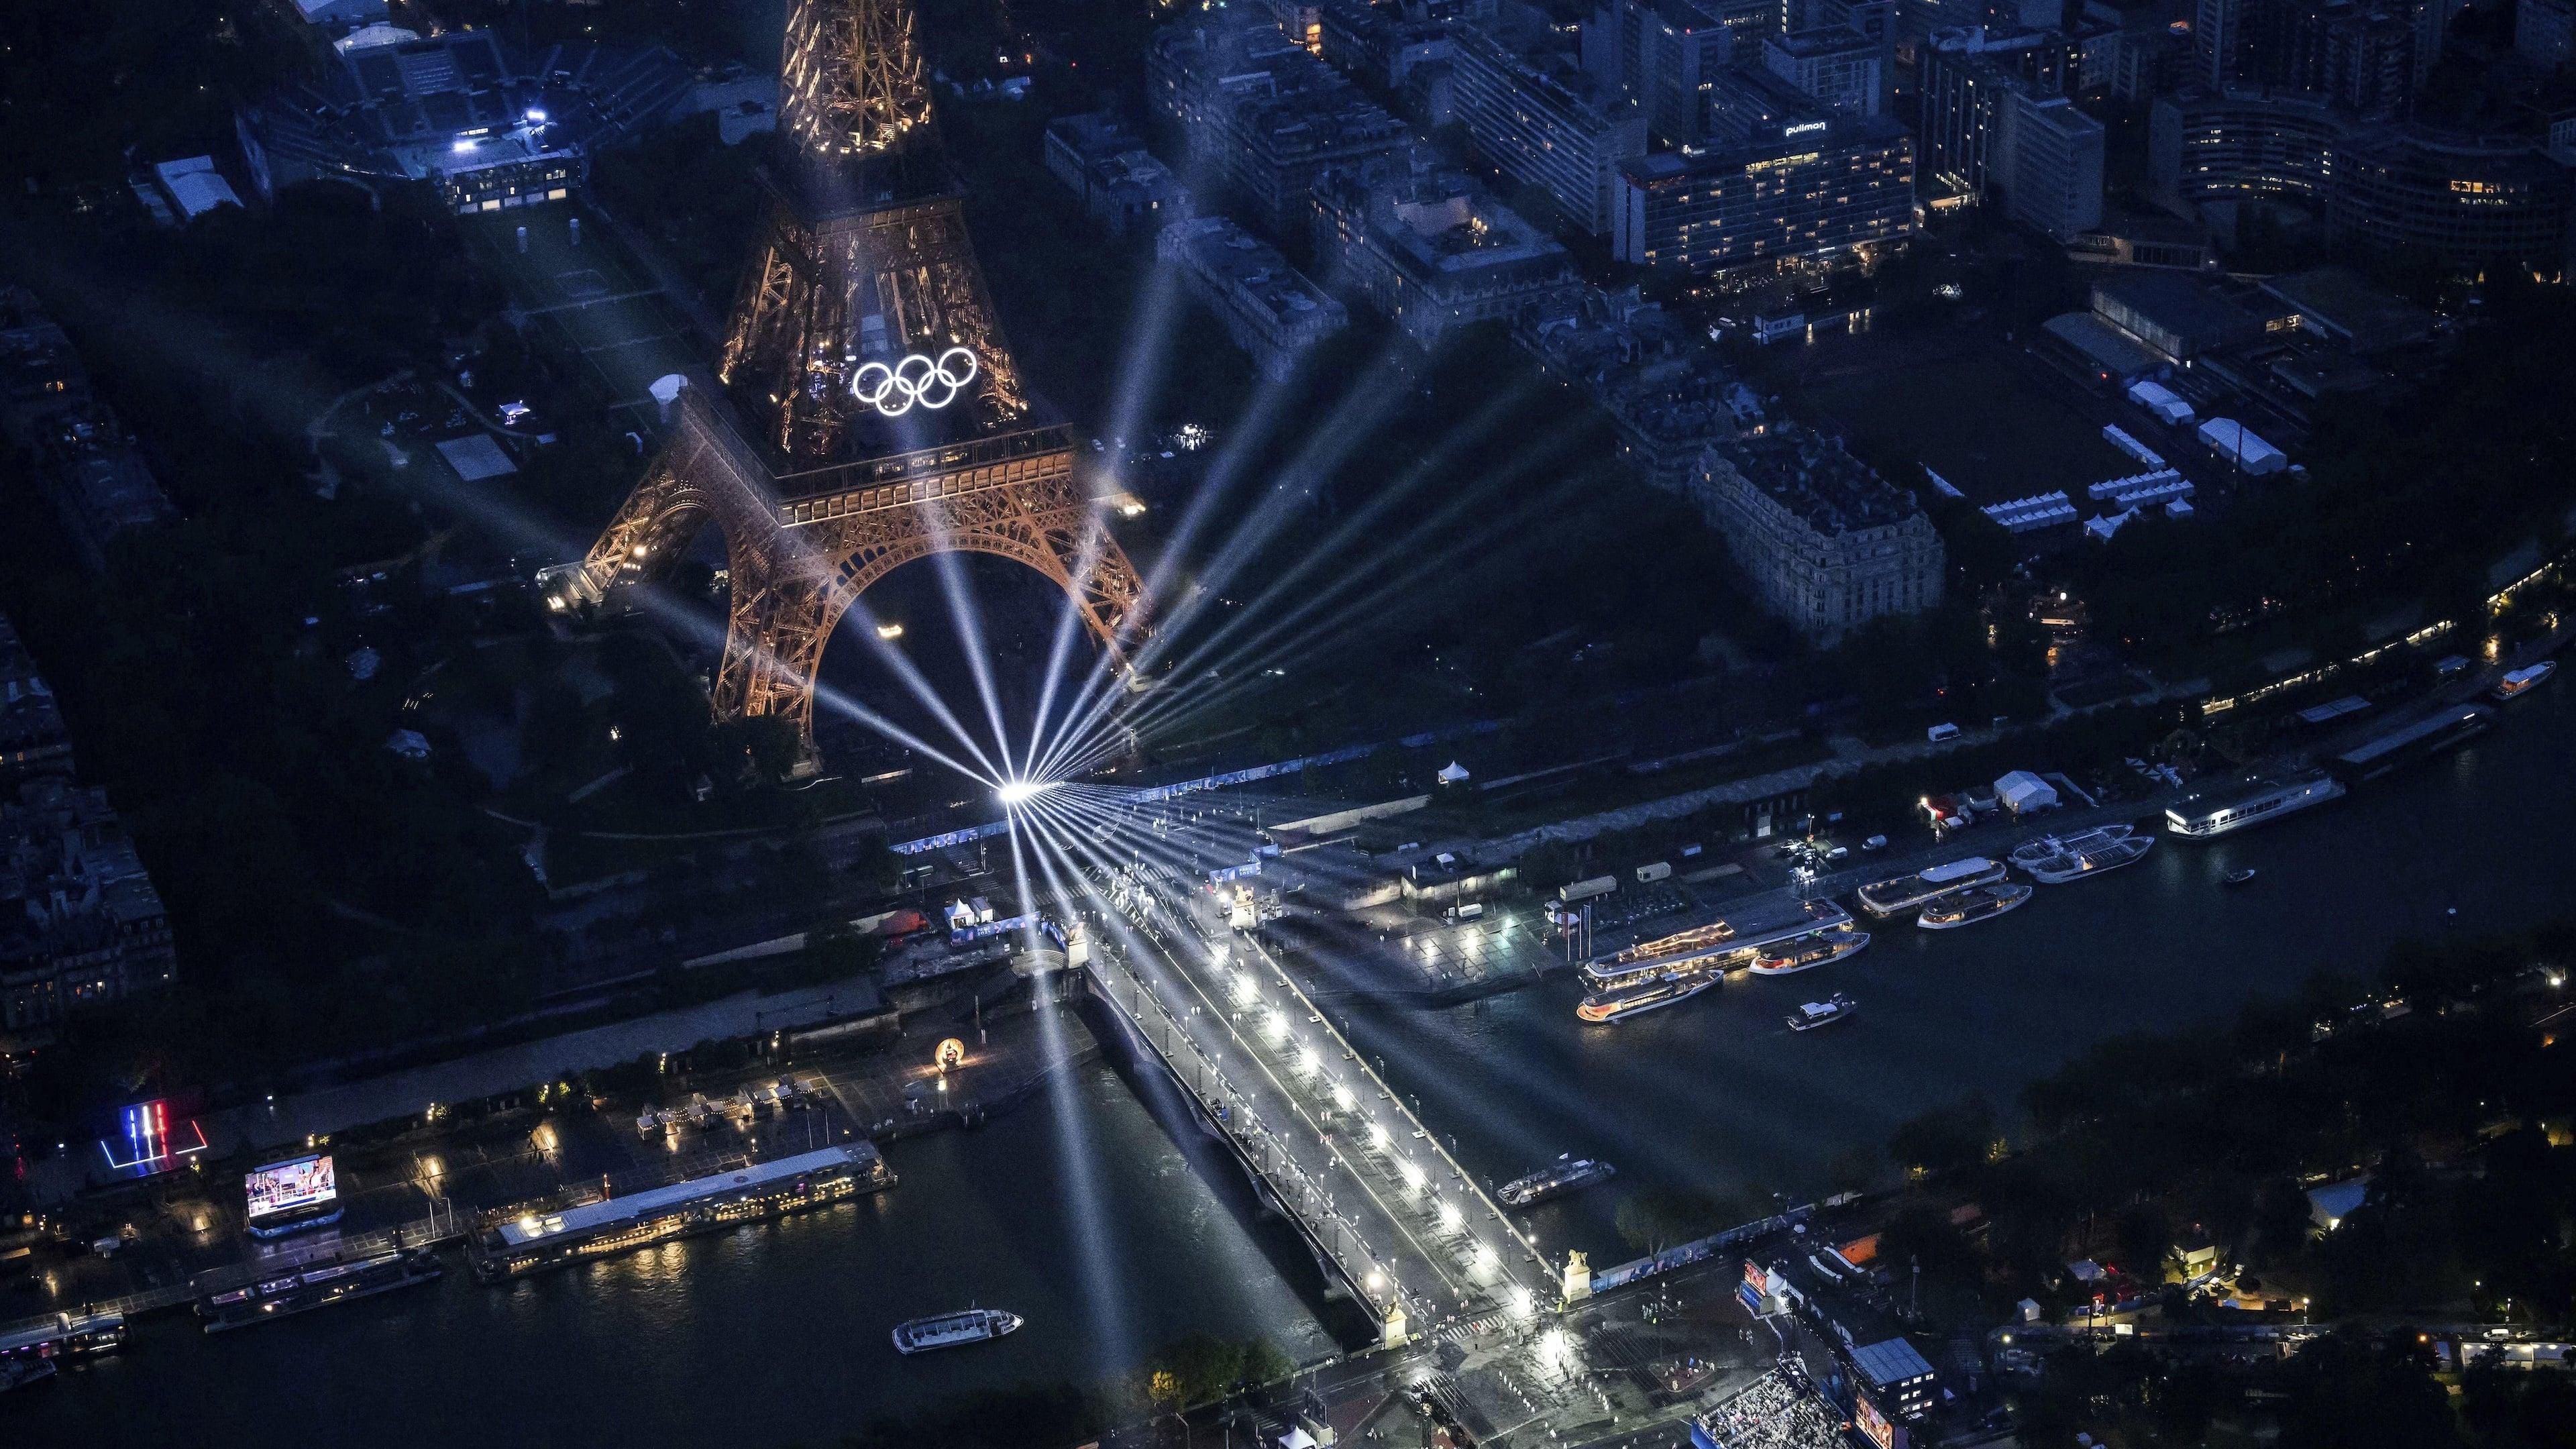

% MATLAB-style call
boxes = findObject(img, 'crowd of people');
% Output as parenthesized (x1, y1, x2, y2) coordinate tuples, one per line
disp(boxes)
(1696, 1369, 1850, 1449)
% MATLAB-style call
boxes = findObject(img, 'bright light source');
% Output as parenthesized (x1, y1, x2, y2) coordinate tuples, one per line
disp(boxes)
(1399, 1159, 1426, 1189)
(875, 622, 905, 640)
(525, 107, 547, 123)
(997, 779, 1057, 806)
(1333, 1085, 1356, 1112)
(1440, 1201, 1463, 1230)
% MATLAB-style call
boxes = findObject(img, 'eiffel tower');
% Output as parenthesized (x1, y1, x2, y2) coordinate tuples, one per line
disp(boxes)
(552, 0, 1144, 747)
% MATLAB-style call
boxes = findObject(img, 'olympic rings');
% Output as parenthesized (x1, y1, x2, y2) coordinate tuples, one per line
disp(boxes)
(851, 346, 979, 416)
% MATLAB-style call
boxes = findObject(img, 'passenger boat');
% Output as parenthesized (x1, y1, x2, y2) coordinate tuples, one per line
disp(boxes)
(1917, 881, 2033, 930)
(893, 1307, 1023, 1354)
(1748, 930, 1872, 976)
(1499, 1155, 1616, 1208)
(2326, 704, 2493, 784)
(1786, 995, 1856, 1031)
(199, 1247, 443, 1332)
(1576, 972, 1717, 1024)
(468, 1144, 894, 1283)
(2165, 770, 2345, 839)
(2010, 825, 2151, 883)
(2491, 660, 2556, 700)
(1580, 900, 1851, 991)
(0, 1356, 56, 1393)
(1854, 856, 2005, 916)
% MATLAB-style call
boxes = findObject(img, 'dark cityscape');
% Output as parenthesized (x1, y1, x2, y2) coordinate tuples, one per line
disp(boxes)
(1, 0, 2574, 1444)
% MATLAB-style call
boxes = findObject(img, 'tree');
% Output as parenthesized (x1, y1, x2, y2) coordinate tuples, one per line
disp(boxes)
(2273, 1331, 2459, 1449)
(1888, 1092, 1996, 1179)
(1615, 1186, 1733, 1252)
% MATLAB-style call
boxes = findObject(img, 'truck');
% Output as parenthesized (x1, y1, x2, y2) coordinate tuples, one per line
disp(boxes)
(1558, 875, 1619, 903)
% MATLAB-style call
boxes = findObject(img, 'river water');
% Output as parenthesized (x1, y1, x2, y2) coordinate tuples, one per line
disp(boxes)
(21, 686, 2576, 1447)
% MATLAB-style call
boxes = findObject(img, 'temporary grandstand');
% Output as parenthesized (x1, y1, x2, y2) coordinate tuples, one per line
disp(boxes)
(239, 29, 691, 213)
(1690, 1370, 1850, 1449)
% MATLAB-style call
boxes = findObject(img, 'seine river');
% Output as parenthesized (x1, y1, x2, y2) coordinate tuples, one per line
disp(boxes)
(20, 684, 2576, 1447)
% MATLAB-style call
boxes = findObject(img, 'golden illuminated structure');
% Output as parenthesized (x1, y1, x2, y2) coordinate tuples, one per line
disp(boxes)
(559, 0, 1144, 746)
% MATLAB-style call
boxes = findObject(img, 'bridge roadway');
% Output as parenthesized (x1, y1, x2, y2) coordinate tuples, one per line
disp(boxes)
(1083, 861, 1553, 1341)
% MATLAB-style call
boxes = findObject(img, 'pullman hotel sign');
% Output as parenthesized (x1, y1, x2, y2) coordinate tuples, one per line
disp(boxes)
(851, 347, 979, 416)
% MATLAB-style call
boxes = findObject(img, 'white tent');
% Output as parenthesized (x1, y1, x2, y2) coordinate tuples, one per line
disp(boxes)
(1994, 770, 2059, 814)
(1436, 761, 1471, 784)
(2197, 417, 2287, 475)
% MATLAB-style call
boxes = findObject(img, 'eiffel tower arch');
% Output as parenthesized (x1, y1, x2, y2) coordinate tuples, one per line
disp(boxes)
(553, 0, 1145, 748)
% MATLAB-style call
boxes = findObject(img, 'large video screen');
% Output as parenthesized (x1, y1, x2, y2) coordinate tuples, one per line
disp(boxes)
(245, 1154, 337, 1220)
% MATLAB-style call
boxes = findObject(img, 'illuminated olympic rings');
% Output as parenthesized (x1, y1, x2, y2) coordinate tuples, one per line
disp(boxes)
(851, 346, 979, 416)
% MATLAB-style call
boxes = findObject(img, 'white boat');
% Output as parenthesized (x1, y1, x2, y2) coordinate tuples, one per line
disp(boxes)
(1747, 930, 1871, 975)
(2492, 660, 2556, 700)
(2165, 770, 2345, 839)
(1576, 972, 1717, 1024)
(2010, 826, 2151, 884)
(1786, 995, 1856, 1031)
(1917, 881, 2033, 929)
(1854, 856, 2005, 916)
(893, 1307, 1024, 1354)
(1498, 1155, 1616, 1208)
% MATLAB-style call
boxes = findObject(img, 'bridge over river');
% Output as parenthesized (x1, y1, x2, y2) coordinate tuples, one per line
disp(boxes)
(1079, 862, 1554, 1344)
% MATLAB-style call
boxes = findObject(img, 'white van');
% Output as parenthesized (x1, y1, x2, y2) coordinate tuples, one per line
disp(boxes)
(1926, 722, 1962, 743)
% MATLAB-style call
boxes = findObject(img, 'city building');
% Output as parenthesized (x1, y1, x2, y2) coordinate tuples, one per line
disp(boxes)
(1587, 0, 1742, 144)
(30, 405, 172, 574)
(2194, 0, 2443, 93)
(1996, 90, 2106, 239)
(1517, 287, 1765, 492)
(2090, 270, 2269, 362)
(238, 29, 692, 215)
(0, 289, 174, 574)
(1147, 19, 1410, 236)
(1699, 424, 1944, 641)
(1917, 30, 2103, 238)
(1917, 28, 2076, 191)
(2325, 126, 2574, 270)
(2257, 267, 2435, 354)
(1611, 116, 1916, 275)
(0, 287, 83, 447)
(1, 775, 176, 1034)
(1044, 111, 1195, 238)
(2144, 85, 2342, 211)
(1309, 151, 1580, 347)
(1762, 27, 1884, 117)
(2518, 0, 2575, 68)
(1312, 0, 1466, 90)
(2146, 89, 2575, 271)
(1158, 216, 1348, 379)
(0, 618, 72, 785)
(1450, 23, 1648, 233)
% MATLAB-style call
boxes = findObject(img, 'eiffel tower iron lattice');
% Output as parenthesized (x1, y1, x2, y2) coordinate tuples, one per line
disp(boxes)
(555, 0, 1144, 749)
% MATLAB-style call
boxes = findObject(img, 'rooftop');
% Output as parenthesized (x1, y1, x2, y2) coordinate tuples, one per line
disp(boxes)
(1719, 424, 1922, 535)
(1162, 217, 1344, 329)
(2258, 267, 2436, 354)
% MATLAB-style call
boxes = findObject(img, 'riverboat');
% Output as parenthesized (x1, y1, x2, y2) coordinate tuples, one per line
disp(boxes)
(1917, 881, 2034, 930)
(2326, 705, 2493, 784)
(1747, 930, 1872, 976)
(894, 1307, 1023, 1354)
(199, 1247, 443, 1332)
(2492, 661, 2556, 700)
(1499, 1155, 1616, 1208)
(1580, 900, 1850, 991)
(1786, 996, 1856, 1031)
(2165, 771, 2345, 839)
(1854, 857, 2005, 916)
(1576, 973, 1717, 1024)
(467, 1144, 894, 1283)
(2010, 825, 2152, 884)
